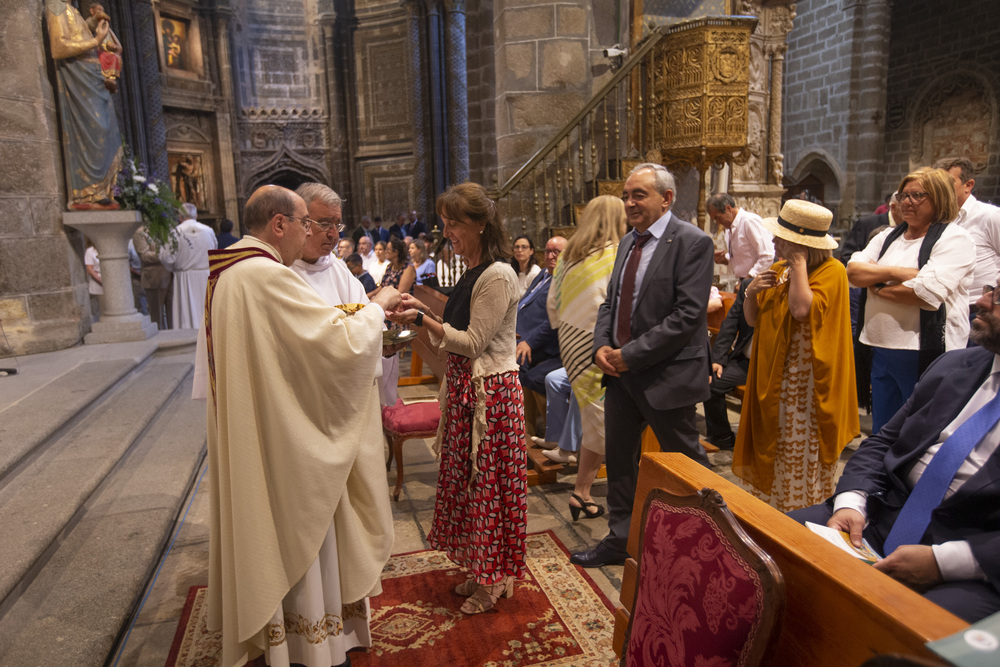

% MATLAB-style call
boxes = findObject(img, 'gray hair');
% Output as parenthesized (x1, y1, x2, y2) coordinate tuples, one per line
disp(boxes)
(180, 202, 198, 220)
(295, 182, 342, 209)
(706, 193, 736, 212)
(628, 163, 676, 198)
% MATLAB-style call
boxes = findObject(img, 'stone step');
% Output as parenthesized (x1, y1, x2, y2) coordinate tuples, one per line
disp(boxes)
(0, 361, 193, 609)
(0, 370, 206, 667)
(0, 358, 142, 481)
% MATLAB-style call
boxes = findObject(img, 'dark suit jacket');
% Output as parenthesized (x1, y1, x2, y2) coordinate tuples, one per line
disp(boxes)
(388, 224, 404, 240)
(594, 212, 715, 410)
(839, 212, 889, 264)
(516, 271, 560, 362)
(404, 220, 428, 238)
(711, 277, 754, 366)
(352, 226, 378, 246)
(356, 271, 376, 293)
(836, 345, 1000, 588)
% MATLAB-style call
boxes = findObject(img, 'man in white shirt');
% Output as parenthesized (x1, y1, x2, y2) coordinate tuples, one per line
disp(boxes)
(337, 238, 355, 261)
(707, 193, 774, 279)
(357, 235, 376, 272)
(788, 281, 1000, 622)
(934, 157, 1000, 312)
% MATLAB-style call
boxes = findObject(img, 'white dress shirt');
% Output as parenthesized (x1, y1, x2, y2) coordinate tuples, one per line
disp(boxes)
(849, 223, 975, 351)
(954, 194, 1000, 306)
(835, 355, 1000, 579)
(724, 208, 774, 278)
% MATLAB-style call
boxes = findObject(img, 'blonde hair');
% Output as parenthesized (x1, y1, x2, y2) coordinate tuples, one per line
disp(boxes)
(898, 167, 959, 224)
(561, 195, 627, 265)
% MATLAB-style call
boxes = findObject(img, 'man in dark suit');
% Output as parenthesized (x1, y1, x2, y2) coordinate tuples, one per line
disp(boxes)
(404, 210, 428, 238)
(516, 235, 567, 395)
(789, 284, 1000, 622)
(703, 276, 754, 449)
(351, 215, 379, 246)
(571, 163, 715, 568)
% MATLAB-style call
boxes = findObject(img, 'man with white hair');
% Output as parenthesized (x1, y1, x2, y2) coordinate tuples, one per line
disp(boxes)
(159, 202, 216, 329)
(357, 235, 376, 272)
(292, 182, 400, 404)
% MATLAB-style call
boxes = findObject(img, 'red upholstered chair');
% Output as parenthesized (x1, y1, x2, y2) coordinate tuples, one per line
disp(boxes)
(382, 398, 440, 501)
(621, 487, 784, 667)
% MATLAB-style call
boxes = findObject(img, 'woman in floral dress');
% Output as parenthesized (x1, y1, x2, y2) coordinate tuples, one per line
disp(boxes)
(387, 182, 526, 615)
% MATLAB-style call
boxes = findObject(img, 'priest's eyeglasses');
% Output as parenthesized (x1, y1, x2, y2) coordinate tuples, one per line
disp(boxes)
(285, 215, 316, 231)
(983, 285, 1000, 305)
(312, 218, 346, 233)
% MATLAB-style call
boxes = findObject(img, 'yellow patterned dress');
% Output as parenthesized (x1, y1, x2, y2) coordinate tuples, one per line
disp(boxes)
(732, 258, 860, 512)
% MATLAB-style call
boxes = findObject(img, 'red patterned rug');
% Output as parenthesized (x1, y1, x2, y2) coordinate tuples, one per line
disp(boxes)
(166, 531, 617, 666)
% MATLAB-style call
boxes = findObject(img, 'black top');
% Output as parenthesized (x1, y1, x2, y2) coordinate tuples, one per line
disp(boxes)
(442, 261, 495, 331)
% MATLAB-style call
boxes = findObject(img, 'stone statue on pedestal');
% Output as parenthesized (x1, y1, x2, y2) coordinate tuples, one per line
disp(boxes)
(45, 0, 123, 210)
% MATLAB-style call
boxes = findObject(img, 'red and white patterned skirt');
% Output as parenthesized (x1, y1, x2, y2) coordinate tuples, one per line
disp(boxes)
(427, 354, 527, 584)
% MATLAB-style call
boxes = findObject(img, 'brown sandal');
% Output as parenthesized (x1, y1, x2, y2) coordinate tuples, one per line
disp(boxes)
(453, 577, 477, 596)
(460, 577, 514, 614)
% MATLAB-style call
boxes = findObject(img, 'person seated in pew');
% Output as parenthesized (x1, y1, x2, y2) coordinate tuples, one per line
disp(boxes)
(702, 277, 753, 450)
(515, 235, 568, 396)
(788, 280, 1000, 623)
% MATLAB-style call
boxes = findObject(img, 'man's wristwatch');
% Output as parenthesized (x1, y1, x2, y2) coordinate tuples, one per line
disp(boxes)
(414, 310, 425, 327)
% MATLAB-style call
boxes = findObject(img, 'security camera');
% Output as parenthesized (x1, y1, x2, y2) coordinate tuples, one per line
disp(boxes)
(603, 45, 628, 59)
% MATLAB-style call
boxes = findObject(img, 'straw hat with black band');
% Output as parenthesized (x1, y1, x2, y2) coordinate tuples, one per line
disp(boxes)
(761, 199, 838, 250)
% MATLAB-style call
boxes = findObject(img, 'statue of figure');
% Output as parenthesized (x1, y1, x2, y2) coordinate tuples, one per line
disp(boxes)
(84, 3, 123, 93)
(46, 0, 123, 210)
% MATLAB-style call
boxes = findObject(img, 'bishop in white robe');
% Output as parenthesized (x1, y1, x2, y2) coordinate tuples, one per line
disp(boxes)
(160, 205, 217, 329)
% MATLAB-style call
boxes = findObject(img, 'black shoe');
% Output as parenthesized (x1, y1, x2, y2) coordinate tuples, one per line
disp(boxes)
(569, 493, 606, 521)
(570, 541, 628, 568)
(706, 435, 735, 450)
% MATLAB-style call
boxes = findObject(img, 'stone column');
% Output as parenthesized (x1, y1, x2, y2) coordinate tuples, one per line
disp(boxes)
(402, 0, 431, 216)
(444, 0, 470, 184)
(843, 0, 892, 216)
(129, 0, 170, 181)
(766, 45, 786, 186)
(426, 1, 450, 198)
(63, 212, 157, 343)
(212, 9, 241, 225)
(0, 0, 89, 355)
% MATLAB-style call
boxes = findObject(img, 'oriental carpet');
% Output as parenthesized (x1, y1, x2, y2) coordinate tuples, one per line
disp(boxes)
(166, 531, 617, 666)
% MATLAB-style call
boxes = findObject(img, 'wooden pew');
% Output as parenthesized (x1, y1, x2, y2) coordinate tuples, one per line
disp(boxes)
(612, 453, 967, 665)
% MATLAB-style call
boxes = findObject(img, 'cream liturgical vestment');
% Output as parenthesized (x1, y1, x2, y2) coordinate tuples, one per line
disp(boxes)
(160, 218, 217, 329)
(203, 237, 393, 667)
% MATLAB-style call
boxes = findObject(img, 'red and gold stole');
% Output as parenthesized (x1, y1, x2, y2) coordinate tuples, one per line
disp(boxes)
(204, 247, 279, 405)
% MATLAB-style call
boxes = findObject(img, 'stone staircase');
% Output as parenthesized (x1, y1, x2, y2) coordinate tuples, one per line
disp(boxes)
(0, 336, 206, 666)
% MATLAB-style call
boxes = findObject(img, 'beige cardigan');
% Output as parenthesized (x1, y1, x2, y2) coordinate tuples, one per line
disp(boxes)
(429, 261, 519, 477)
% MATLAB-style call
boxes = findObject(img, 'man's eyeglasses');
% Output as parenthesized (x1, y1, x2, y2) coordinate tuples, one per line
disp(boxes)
(982, 285, 1000, 305)
(898, 191, 929, 204)
(313, 218, 346, 233)
(544, 248, 562, 256)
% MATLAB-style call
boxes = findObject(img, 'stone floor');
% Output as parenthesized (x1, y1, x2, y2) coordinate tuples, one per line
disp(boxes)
(110, 362, 866, 666)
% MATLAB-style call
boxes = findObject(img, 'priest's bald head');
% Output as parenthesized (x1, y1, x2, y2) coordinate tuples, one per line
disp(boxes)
(243, 185, 312, 266)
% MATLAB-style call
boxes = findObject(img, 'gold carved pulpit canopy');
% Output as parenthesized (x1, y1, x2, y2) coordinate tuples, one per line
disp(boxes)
(649, 16, 756, 168)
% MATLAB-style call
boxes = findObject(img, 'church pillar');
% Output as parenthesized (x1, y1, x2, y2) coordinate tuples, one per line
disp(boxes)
(126, 0, 169, 181)
(843, 0, 892, 217)
(211, 9, 240, 225)
(766, 45, 786, 187)
(444, 0, 470, 185)
(426, 1, 450, 199)
(401, 0, 431, 218)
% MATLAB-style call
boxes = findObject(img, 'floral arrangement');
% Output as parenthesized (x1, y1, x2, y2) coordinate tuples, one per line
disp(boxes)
(115, 147, 181, 249)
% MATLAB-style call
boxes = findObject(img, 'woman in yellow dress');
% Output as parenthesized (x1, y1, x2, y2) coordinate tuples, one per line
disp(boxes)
(732, 199, 859, 512)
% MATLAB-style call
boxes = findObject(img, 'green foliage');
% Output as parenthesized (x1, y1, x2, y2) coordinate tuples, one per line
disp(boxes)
(115, 147, 180, 250)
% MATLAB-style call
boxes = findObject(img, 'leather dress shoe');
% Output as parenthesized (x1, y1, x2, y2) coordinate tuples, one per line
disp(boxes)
(570, 541, 628, 568)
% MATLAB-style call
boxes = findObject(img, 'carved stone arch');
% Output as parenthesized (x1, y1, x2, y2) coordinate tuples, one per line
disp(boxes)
(909, 68, 999, 174)
(787, 149, 844, 216)
(166, 123, 212, 145)
(243, 145, 330, 194)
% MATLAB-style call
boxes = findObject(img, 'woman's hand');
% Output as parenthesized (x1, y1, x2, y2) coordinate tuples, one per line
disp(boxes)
(398, 293, 428, 312)
(783, 243, 808, 268)
(746, 269, 778, 298)
(386, 308, 419, 326)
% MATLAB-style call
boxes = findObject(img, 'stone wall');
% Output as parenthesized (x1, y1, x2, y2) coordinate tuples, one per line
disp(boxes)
(781, 0, 856, 214)
(0, 1, 90, 356)
(882, 0, 1000, 204)
(466, 0, 498, 187)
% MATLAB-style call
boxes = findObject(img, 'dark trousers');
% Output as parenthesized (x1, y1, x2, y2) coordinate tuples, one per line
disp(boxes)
(787, 502, 1000, 623)
(602, 376, 709, 552)
(518, 356, 562, 395)
(703, 357, 749, 443)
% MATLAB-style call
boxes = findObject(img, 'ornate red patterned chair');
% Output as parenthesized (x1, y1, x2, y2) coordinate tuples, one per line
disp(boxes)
(382, 398, 440, 501)
(621, 487, 784, 667)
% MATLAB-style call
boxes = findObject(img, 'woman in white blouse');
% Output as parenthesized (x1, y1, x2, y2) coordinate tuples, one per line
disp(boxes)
(847, 167, 975, 434)
(510, 235, 540, 299)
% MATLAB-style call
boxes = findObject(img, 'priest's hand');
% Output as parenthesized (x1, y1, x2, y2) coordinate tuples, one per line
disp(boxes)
(372, 286, 402, 313)
(873, 545, 943, 592)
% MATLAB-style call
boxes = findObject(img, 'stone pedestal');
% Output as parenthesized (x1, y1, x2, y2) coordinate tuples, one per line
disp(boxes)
(63, 211, 158, 344)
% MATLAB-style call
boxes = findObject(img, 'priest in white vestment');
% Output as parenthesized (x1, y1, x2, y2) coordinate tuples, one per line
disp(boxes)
(160, 202, 217, 329)
(291, 183, 400, 406)
(201, 185, 399, 667)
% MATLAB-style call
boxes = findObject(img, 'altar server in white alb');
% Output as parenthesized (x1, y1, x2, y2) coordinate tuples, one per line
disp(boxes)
(290, 182, 400, 405)
(159, 202, 216, 329)
(201, 185, 400, 667)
